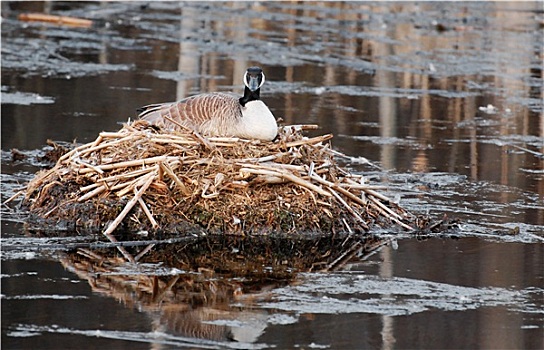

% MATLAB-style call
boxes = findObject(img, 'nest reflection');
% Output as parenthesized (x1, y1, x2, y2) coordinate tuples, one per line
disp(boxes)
(59, 234, 386, 343)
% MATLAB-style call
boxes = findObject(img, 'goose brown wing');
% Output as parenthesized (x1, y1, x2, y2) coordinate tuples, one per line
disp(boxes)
(137, 93, 242, 132)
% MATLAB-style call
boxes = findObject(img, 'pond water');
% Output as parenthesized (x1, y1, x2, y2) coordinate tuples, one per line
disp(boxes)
(1, 1, 543, 349)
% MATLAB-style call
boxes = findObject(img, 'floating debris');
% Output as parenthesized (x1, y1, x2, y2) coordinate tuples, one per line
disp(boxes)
(18, 13, 93, 28)
(478, 104, 498, 114)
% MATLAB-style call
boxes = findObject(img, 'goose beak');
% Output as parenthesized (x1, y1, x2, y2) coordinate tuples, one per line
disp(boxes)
(244, 67, 265, 92)
(247, 75, 261, 91)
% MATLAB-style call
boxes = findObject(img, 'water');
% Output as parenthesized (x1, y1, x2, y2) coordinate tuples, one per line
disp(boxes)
(1, 1, 543, 349)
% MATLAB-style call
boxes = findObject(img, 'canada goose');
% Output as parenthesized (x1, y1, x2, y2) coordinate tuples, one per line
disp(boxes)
(137, 67, 278, 141)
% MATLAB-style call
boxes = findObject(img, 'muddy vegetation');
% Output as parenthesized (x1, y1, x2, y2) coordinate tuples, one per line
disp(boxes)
(22, 121, 439, 240)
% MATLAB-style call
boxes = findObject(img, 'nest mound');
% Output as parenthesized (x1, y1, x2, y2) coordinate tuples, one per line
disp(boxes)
(24, 121, 422, 236)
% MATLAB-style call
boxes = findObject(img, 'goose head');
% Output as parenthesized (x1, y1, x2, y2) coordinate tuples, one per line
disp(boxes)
(239, 66, 265, 107)
(244, 66, 265, 92)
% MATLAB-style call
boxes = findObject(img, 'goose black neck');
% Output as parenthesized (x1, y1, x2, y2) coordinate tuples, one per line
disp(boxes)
(239, 87, 260, 107)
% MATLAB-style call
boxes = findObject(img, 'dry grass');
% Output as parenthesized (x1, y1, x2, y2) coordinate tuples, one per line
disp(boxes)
(23, 120, 422, 240)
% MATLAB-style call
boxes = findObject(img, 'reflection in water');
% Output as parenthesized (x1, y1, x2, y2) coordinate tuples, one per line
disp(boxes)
(58, 234, 385, 344)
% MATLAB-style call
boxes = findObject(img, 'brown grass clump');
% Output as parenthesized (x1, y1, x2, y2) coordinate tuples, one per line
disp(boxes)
(23, 121, 420, 239)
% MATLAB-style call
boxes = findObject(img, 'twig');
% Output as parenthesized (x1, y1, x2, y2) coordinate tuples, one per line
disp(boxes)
(509, 144, 544, 158)
(284, 134, 333, 148)
(346, 178, 393, 203)
(149, 137, 197, 146)
(97, 167, 157, 184)
(208, 136, 246, 142)
(77, 155, 174, 174)
(367, 195, 404, 221)
(77, 135, 134, 157)
(72, 157, 104, 174)
(18, 13, 93, 28)
(321, 241, 363, 272)
(134, 244, 156, 262)
(240, 167, 331, 197)
(2, 190, 25, 205)
(115, 175, 149, 198)
(238, 162, 307, 173)
(329, 188, 369, 231)
(280, 124, 319, 131)
(238, 152, 291, 163)
(338, 183, 386, 191)
(342, 218, 353, 233)
(78, 185, 106, 202)
(367, 196, 414, 231)
(159, 162, 190, 196)
(137, 197, 158, 228)
(102, 172, 156, 262)
(99, 131, 129, 138)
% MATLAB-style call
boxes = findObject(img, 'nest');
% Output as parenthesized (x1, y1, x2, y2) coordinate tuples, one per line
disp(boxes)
(23, 121, 423, 239)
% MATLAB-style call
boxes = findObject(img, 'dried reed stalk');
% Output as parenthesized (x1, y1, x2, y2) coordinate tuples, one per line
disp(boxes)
(284, 134, 333, 148)
(103, 173, 155, 247)
(18, 13, 93, 28)
(159, 162, 190, 196)
(239, 166, 331, 197)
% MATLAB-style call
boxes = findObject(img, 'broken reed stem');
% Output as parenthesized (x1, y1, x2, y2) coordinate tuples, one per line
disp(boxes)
(308, 166, 413, 230)
(115, 173, 154, 198)
(134, 243, 156, 262)
(75, 155, 175, 174)
(99, 171, 157, 263)
(138, 197, 158, 228)
(99, 131, 128, 138)
(96, 166, 157, 184)
(366, 197, 413, 230)
(150, 137, 197, 146)
(239, 167, 331, 197)
(159, 162, 190, 196)
(339, 183, 386, 191)
(284, 134, 333, 148)
(73, 157, 104, 174)
(322, 241, 363, 272)
(18, 13, 93, 28)
(280, 124, 319, 131)
(77, 135, 134, 158)
(2, 190, 25, 205)
(342, 218, 353, 233)
(103, 172, 155, 239)
(312, 166, 412, 230)
(57, 133, 105, 164)
(330, 188, 368, 230)
(239, 151, 291, 163)
(239, 161, 307, 173)
(78, 185, 106, 202)
(345, 178, 392, 203)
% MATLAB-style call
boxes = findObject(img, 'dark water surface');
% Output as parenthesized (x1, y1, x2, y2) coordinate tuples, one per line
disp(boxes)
(1, 1, 543, 349)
